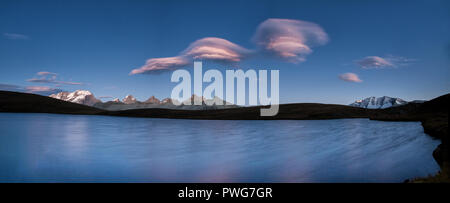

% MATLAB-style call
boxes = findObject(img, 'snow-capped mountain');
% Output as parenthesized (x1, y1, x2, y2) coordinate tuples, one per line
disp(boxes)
(50, 90, 101, 106)
(350, 96, 408, 109)
(122, 95, 137, 104)
(93, 94, 236, 111)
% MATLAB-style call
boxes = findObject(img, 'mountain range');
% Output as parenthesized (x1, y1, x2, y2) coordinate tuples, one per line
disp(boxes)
(50, 90, 237, 111)
(349, 96, 408, 109)
(51, 90, 425, 111)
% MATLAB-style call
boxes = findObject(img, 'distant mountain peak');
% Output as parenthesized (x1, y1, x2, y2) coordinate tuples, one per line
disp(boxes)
(49, 90, 101, 106)
(350, 96, 407, 109)
(144, 96, 160, 104)
(122, 95, 137, 104)
(181, 95, 236, 106)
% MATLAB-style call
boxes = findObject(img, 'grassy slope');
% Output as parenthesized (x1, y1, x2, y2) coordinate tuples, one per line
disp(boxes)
(367, 94, 449, 182)
(0, 90, 104, 115)
(102, 103, 373, 120)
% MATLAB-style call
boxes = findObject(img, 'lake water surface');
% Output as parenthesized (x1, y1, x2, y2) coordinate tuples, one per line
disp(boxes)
(0, 113, 440, 182)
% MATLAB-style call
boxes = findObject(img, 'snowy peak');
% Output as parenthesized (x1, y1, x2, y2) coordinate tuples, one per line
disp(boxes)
(122, 95, 137, 104)
(350, 96, 408, 109)
(50, 90, 101, 106)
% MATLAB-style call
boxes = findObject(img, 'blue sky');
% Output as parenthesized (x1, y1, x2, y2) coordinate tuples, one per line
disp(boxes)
(0, 0, 449, 104)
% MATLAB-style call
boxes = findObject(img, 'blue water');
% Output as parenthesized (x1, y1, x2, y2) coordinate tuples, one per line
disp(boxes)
(0, 113, 441, 182)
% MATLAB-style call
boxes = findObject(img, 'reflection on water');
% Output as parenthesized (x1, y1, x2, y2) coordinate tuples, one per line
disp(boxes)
(0, 113, 441, 182)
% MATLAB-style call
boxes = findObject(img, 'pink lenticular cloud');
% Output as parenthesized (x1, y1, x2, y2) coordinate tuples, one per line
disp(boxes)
(130, 56, 190, 75)
(130, 18, 330, 74)
(253, 18, 329, 63)
(183, 37, 251, 62)
(339, 73, 362, 83)
(130, 37, 251, 74)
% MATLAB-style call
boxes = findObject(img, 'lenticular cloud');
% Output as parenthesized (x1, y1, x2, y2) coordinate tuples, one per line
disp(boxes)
(130, 37, 250, 75)
(183, 37, 251, 62)
(252, 18, 329, 63)
(130, 56, 190, 75)
(131, 18, 329, 74)
(338, 73, 363, 83)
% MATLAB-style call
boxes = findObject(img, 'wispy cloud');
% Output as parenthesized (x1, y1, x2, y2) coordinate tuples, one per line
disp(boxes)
(355, 55, 415, 69)
(0, 84, 23, 92)
(385, 55, 417, 67)
(339, 73, 362, 83)
(252, 18, 329, 63)
(27, 78, 84, 85)
(27, 72, 84, 85)
(37, 71, 58, 76)
(0, 83, 63, 96)
(3, 33, 30, 40)
(25, 86, 63, 95)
